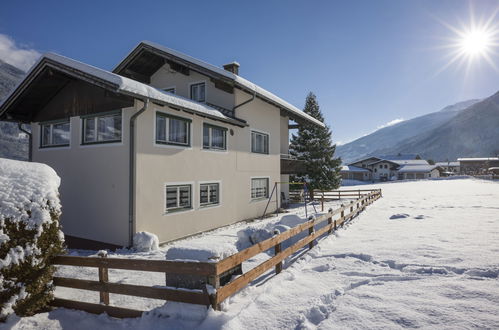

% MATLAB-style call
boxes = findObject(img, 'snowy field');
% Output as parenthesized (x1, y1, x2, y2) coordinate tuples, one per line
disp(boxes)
(4, 178, 499, 329)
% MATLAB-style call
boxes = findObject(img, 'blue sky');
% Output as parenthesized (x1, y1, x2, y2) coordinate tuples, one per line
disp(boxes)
(1, 0, 498, 144)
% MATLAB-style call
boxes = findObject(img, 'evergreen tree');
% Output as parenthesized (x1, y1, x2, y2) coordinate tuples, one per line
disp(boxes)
(289, 92, 342, 196)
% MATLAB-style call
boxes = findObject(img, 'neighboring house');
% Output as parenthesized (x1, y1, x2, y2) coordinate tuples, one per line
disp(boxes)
(396, 165, 440, 180)
(343, 154, 440, 181)
(435, 161, 460, 175)
(0, 41, 323, 248)
(340, 165, 371, 181)
(458, 157, 499, 175)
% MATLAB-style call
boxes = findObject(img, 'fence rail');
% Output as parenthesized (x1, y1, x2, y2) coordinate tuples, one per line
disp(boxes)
(50, 189, 382, 317)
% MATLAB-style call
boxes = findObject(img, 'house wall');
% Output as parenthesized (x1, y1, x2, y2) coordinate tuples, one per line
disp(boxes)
(134, 92, 282, 243)
(31, 105, 137, 246)
(149, 63, 235, 111)
(371, 161, 394, 180)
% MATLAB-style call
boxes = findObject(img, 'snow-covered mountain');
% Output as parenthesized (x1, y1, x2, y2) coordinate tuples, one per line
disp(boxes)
(336, 99, 484, 163)
(0, 59, 28, 160)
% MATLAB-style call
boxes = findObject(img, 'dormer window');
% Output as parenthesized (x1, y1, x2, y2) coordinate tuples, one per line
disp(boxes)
(163, 87, 175, 94)
(190, 82, 205, 102)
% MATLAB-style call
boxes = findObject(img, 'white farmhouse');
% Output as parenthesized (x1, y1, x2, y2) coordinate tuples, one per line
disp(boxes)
(0, 42, 323, 249)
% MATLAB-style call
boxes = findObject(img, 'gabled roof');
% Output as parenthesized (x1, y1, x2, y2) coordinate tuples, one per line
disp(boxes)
(340, 165, 370, 173)
(113, 41, 325, 128)
(435, 162, 459, 167)
(0, 53, 247, 127)
(391, 159, 429, 166)
(348, 156, 382, 166)
(397, 165, 440, 173)
(366, 159, 401, 167)
(379, 154, 420, 161)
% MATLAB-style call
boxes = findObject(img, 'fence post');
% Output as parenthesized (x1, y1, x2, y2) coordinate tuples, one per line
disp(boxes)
(275, 243, 282, 274)
(97, 251, 109, 305)
(358, 189, 361, 198)
(207, 274, 221, 310)
(321, 192, 325, 211)
(327, 208, 333, 234)
(340, 204, 345, 226)
(338, 190, 341, 200)
(308, 215, 315, 249)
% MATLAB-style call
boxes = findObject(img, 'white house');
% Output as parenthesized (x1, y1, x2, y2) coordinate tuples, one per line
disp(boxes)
(342, 154, 441, 181)
(0, 42, 324, 249)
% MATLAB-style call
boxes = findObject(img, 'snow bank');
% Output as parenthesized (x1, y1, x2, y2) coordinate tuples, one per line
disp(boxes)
(0, 158, 65, 319)
(166, 242, 238, 262)
(133, 232, 159, 252)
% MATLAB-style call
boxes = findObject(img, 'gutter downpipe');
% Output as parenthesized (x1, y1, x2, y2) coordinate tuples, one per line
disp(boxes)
(232, 84, 256, 112)
(129, 98, 149, 247)
(18, 122, 32, 161)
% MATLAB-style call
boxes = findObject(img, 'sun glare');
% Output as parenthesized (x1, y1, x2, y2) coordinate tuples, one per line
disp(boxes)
(459, 29, 492, 56)
(436, 7, 499, 74)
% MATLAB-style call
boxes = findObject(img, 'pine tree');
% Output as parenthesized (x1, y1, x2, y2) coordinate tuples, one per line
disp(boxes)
(289, 92, 341, 196)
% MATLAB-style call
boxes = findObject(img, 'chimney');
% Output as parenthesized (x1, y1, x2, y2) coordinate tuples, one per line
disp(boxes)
(223, 61, 240, 75)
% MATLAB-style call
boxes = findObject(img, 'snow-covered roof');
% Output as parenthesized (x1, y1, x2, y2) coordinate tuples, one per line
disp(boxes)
(458, 157, 499, 162)
(114, 41, 325, 128)
(340, 165, 370, 173)
(391, 159, 429, 166)
(435, 162, 460, 167)
(0, 53, 246, 127)
(380, 154, 420, 161)
(348, 156, 382, 166)
(397, 165, 439, 173)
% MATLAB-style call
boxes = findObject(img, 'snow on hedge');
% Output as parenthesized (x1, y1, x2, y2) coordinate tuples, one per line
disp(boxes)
(0, 158, 65, 319)
(133, 232, 159, 252)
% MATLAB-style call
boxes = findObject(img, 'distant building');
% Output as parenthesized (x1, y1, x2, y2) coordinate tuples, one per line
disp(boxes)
(435, 161, 460, 175)
(458, 157, 499, 175)
(342, 154, 440, 182)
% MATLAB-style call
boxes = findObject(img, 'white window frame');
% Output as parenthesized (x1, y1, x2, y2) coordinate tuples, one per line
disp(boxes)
(39, 120, 71, 148)
(250, 129, 270, 154)
(251, 177, 270, 200)
(81, 111, 122, 145)
(199, 181, 221, 207)
(155, 110, 192, 148)
(189, 81, 206, 103)
(203, 123, 227, 151)
(164, 182, 194, 214)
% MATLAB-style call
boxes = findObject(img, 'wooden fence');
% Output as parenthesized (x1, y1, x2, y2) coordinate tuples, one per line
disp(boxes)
(50, 189, 382, 317)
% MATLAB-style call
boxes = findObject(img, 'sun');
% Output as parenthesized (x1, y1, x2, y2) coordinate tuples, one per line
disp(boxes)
(436, 7, 499, 74)
(459, 29, 492, 56)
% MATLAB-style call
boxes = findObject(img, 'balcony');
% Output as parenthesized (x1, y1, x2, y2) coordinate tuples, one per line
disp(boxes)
(280, 153, 306, 174)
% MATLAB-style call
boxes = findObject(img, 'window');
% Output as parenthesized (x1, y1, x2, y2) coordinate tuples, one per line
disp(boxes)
(156, 112, 191, 146)
(379, 164, 383, 169)
(40, 120, 70, 147)
(251, 131, 269, 154)
(165, 185, 192, 212)
(251, 178, 269, 199)
(203, 124, 227, 150)
(163, 87, 175, 94)
(190, 82, 205, 102)
(200, 183, 220, 206)
(83, 112, 121, 144)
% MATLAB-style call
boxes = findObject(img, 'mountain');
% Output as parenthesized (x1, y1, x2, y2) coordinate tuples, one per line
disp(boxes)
(336, 99, 480, 163)
(0, 60, 29, 160)
(378, 93, 499, 161)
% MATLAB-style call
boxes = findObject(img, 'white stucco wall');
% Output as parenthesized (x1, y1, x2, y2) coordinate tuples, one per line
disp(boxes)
(31, 106, 137, 246)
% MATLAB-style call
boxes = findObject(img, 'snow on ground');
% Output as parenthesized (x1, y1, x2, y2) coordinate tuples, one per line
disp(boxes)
(4, 178, 499, 329)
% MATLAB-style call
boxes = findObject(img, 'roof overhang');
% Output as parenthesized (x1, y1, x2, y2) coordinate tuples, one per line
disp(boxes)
(0, 54, 247, 128)
(113, 41, 325, 128)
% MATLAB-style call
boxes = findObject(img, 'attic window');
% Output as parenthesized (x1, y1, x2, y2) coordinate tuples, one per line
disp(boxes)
(190, 82, 205, 102)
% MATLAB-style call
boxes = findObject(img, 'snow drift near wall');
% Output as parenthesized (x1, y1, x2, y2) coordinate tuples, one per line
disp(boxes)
(0, 158, 65, 319)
